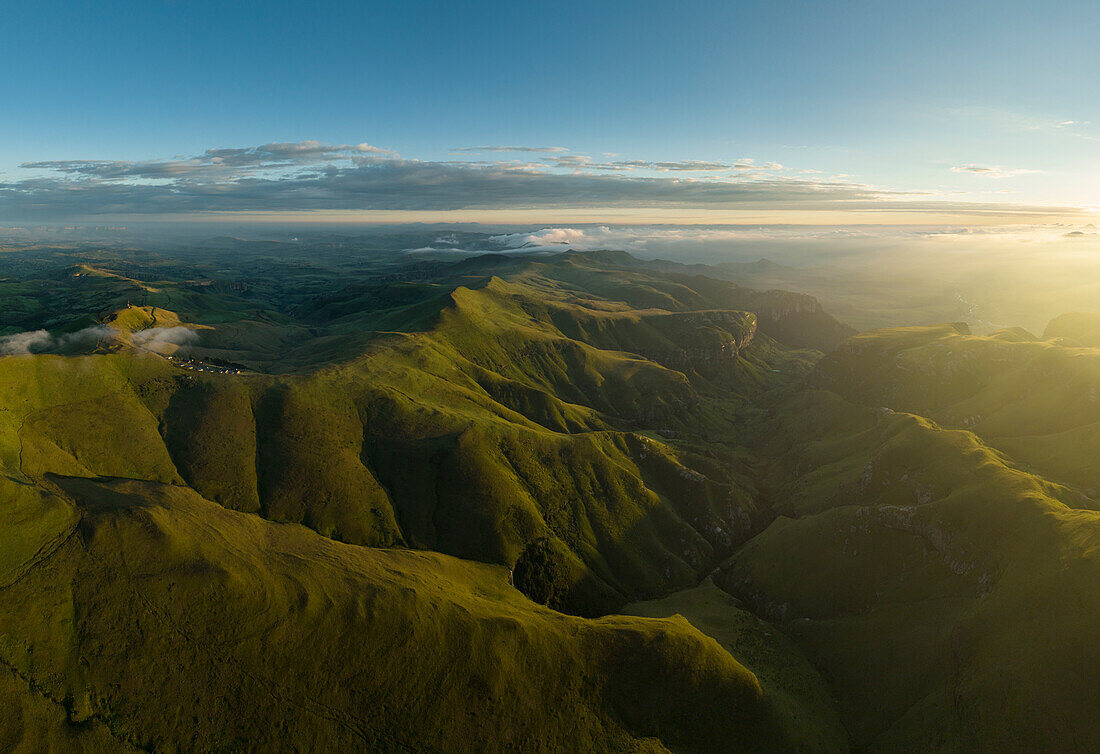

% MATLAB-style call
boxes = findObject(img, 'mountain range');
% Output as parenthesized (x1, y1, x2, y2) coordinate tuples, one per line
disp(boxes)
(2, 241, 1099, 751)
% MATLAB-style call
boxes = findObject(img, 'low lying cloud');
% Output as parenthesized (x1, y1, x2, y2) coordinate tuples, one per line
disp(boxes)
(0, 325, 116, 355)
(491, 228, 596, 248)
(0, 324, 201, 355)
(0, 330, 52, 355)
(131, 326, 201, 347)
(482, 223, 1100, 264)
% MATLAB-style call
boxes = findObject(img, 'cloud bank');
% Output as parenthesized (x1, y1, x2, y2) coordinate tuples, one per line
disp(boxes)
(0, 325, 116, 355)
(0, 324, 200, 355)
(131, 326, 201, 347)
(0, 140, 1084, 221)
(20, 141, 390, 182)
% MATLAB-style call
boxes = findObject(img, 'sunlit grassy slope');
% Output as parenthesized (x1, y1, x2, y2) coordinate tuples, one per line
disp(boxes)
(0, 251, 854, 750)
(814, 322, 1100, 499)
(0, 254, 831, 617)
(712, 323, 1100, 751)
(0, 475, 793, 752)
(7, 243, 1100, 751)
(1044, 311, 1100, 346)
(182, 250, 852, 373)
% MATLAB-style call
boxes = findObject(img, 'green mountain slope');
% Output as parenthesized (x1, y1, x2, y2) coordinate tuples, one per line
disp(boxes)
(711, 328, 1100, 750)
(0, 474, 795, 752)
(10, 245, 1100, 751)
(623, 578, 849, 752)
(0, 249, 863, 750)
(1, 257, 829, 618)
(813, 323, 1100, 499)
(1043, 311, 1100, 346)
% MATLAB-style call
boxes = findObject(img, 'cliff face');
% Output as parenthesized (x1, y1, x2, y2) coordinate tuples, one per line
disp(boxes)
(625, 257, 857, 351)
(640, 311, 758, 369)
(747, 292, 856, 351)
(753, 290, 823, 317)
(543, 304, 759, 373)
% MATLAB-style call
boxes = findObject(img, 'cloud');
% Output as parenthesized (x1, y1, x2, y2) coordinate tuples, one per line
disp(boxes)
(19, 141, 392, 182)
(950, 164, 1040, 179)
(0, 140, 1085, 221)
(609, 159, 734, 171)
(450, 146, 570, 153)
(543, 154, 600, 169)
(0, 325, 117, 355)
(451, 150, 785, 173)
(486, 225, 900, 253)
(491, 228, 595, 248)
(479, 224, 1100, 269)
(538, 156, 781, 172)
(940, 107, 1100, 143)
(0, 150, 895, 219)
(0, 330, 52, 355)
(0, 324, 202, 354)
(131, 326, 201, 347)
(951, 165, 998, 174)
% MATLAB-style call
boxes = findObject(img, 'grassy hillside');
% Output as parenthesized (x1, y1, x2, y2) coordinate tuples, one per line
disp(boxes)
(0, 248, 862, 749)
(0, 474, 804, 752)
(709, 331, 1100, 750)
(623, 578, 849, 752)
(1, 256, 826, 617)
(9, 244, 1100, 751)
(0, 349, 747, 616)
(813, 322, 1100, 499)
(1044, 311, 1100, 346)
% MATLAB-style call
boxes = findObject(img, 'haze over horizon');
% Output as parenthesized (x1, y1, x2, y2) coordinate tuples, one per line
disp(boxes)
(4, 0, 1099, 228)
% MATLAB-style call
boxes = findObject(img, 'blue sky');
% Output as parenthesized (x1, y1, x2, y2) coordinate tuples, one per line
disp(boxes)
(2, 0, 1098, 223)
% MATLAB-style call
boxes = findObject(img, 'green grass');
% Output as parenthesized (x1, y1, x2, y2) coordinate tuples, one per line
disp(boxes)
(712, 331, 1100, 750)
(814, 322, 1100, 500)
(0, 475, 785, 752)
(0, 266, 795, 616)
(8, 249, 1100, 750)
(623, 578, 850, 752)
